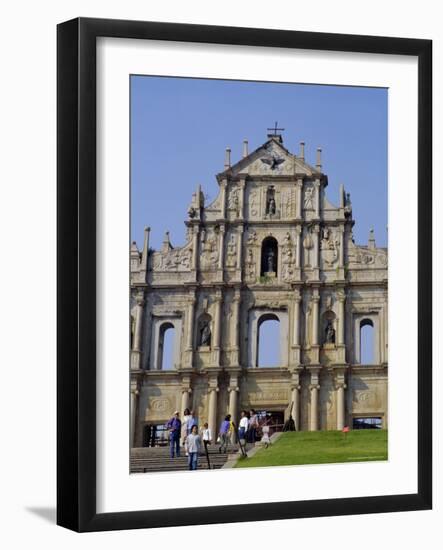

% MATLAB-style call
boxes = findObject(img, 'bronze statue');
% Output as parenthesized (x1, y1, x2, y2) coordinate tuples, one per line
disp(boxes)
(200, 322, 211, 346)
(325, 320, 335, 344)
(267, 248, 275, 273)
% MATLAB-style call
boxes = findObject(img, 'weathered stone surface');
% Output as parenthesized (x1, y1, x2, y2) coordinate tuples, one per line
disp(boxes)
(130, 133, 388, 444)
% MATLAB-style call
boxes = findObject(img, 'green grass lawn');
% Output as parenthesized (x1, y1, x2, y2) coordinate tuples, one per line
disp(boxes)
(234, 430, 388, 468)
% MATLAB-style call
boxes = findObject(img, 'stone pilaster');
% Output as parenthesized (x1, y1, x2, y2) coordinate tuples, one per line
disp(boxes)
(336, 382, 346, 430)
(131, 290, 145, 370)
(186, 295, 196, 369)
(337, 291, 346, 345)
(228, 372, 240, 442)
(296, 179, 303, 219)
(220, 179, 227, 219)
(314, 179, 320, 219)
(238, 178, 246, 221)
(312, 224, 320, 272)
(218, 225, 225, 269)
(312, 292, 320, 346)
(292, 292, 301, 347)
(290, 367, 303, 431)
(130, 387, 139, 447)
(231, 291, 241, 366)
(207, 377, 219, 444)
(333, 367, 348, 430)
(236, 226, 244, 269)
(191, 225, 199, 271)
(181, 388, 191, 414)
(338, 225, 345, 267)
(213, 292, 223, 350)
(308, 367, 321, 431)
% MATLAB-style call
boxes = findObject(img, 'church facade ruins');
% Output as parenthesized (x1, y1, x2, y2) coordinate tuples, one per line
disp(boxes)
(130, 131, 388, 447)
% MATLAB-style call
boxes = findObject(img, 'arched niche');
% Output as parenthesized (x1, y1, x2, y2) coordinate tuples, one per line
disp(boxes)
(322, 310, 337, 345)
(248, 309, 289, 368)
(257, 313, 281, 367)
(149, 316, 182, 370)
(197, 313, 212, 348)
(261, 236, 278, 276)
(353, 314, 379, 364)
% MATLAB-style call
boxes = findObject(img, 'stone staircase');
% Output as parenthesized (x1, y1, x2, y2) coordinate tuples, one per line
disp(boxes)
(130, 444, 240, 473)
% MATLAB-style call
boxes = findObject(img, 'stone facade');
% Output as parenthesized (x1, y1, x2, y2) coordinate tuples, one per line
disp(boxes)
(130, 133, 388, 446)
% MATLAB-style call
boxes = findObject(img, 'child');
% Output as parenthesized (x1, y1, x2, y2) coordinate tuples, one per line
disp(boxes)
(261, 425, 271, 448)
(201, 422, 212, 454)
(186, 424, 201, 471)
(218, 415, 231, 453)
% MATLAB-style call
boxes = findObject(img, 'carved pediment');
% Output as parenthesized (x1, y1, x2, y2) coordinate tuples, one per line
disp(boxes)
(219, 137, 317, 178)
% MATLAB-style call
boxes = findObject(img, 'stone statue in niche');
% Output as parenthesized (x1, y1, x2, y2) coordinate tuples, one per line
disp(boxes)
(228, 188, 239, 210)
(268, 197, 276, 215)
(199, 322, 211, 347)
(226, 234, 237, 268)
(265, 186, 277, 217)
(266, 248, 276, 273)
(325, 320, 336, 344)
(304, 187, 314, 210)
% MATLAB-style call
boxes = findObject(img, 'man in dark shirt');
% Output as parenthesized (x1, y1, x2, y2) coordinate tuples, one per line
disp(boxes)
(166, 411, 182, 458)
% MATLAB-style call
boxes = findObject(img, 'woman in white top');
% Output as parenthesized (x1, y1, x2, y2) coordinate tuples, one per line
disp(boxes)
(200, 422, 212, 454)
(238, 410, 249, 441)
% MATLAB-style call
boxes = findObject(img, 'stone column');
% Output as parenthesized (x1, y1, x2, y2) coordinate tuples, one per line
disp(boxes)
(312, 293, 320, 346)
(336, 382, 346, 430)
(309, 384, 320, 431)
(230, 290, 241, 365)
(218, 225, 225, 269)
(228, 386, 239, 443)
(236, 226, 243, 269)
(130, 388, 139, 447)
(338, 292, 346, 345)
(133, 291, 145, 352)
(292, 293, 301, 347)
(291, 385, 301, 431)
(186, 296, 196, 351)
(238, 178, 246, 221)
(208, 384, 219, 443)
(314, 179, 320, 219)
(191, 225, 199, 270)
(296, 179, 303, 219)
(338, 225, 345, 267)
(181, 388, 191, 414)
(220, 180, 227, 219)
(312, 224, 320, 269)
(295, 225, 302, 268)
(213, 293, 222, 349)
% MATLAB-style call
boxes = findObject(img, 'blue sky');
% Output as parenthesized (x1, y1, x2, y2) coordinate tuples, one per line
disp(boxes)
(131, 76, 387, 251)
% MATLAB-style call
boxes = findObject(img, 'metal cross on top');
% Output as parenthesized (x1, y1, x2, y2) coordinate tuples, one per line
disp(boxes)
(267, 121, 285, 135)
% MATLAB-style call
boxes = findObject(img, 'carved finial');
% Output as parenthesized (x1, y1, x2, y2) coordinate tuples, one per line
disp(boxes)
(368, 228, 376, 249)
(224, 147, 231, 169)
(141, 227, 151, 270)
(162, 230, 172, 252)
(316, 147, 322, 171)
(299, 141, 305, 161)
(243, 140, 249, 158)
(339, 183, 345, 208)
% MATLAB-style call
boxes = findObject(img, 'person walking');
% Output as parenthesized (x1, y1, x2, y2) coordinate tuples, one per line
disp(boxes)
(166, 411, 181, 458)
(218, 414, 231, 453)
(248, 409, 258, 444)
(238, 410, 249, 443)
(181, 408, 191, 454)
(201, 422, 212, 454)
(186, 424, 201, 471)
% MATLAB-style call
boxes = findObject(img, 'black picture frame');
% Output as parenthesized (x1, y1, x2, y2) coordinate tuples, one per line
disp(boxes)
(57, 17, 432, 532)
